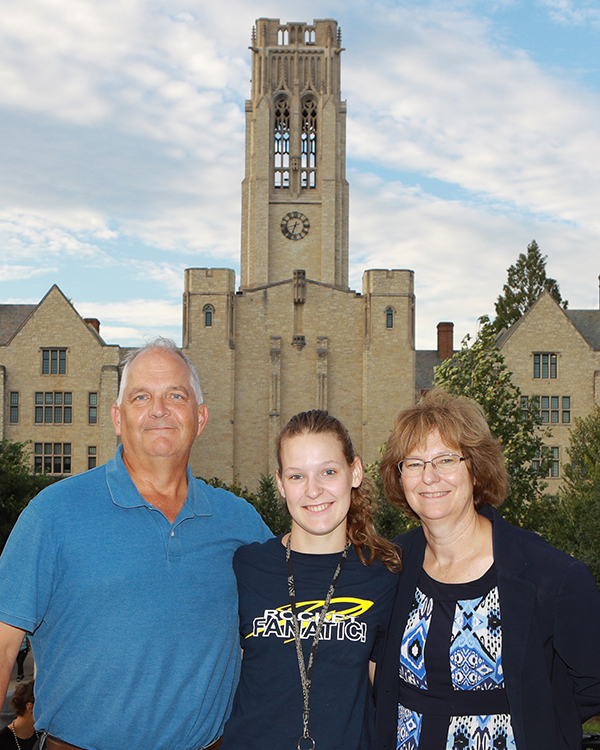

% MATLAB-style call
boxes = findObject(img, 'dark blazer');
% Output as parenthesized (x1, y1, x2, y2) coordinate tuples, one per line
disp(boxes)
(374, 506, 600, 750)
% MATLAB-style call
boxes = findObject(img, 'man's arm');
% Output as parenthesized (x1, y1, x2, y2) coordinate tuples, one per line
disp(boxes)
(0, 622, 26, 705)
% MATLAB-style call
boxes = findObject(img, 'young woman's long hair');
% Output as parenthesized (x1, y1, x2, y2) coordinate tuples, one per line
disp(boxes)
(275, 410, 401, 573)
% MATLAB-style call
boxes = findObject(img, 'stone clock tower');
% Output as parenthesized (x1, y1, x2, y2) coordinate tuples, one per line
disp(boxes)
(183, 19, 416, 487)
(241, 18, 348, 290)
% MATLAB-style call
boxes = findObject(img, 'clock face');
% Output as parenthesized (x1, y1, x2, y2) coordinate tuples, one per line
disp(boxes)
(281, 211, 310, 240)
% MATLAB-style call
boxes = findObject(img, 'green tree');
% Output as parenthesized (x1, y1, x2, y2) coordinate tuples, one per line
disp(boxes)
(434, 316, 552, 528)
(549, 409, 600, 584)
(200, 473, 290, 535)
(493, 240, 567, 331)
(250, 474, 291, 536)
(0, 440, 57, 550)
(366, 458, 419, 540)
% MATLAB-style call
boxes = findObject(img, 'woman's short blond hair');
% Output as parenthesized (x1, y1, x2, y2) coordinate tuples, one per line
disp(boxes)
(380, 389, 509, 519)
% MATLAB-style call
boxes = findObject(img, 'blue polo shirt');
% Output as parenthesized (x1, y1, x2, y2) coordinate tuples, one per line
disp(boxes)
(0, 446, 271, 750)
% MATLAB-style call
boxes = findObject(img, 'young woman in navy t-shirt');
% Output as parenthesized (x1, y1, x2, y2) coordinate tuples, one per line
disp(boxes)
(221, 409, 401, 750)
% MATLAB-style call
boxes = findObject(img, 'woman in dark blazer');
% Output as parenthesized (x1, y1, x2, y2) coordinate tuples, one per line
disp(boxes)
(375, 389, 600, 750)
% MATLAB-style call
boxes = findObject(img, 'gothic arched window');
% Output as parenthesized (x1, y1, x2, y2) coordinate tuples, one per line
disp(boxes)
(386, 307, 394, 329)
(203, 304, 214, 328)
(273, 97, 290, 188)
(301, 98, 317, 188)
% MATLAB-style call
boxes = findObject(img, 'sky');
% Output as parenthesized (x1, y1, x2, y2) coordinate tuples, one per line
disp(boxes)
(1, 0, 600, 349)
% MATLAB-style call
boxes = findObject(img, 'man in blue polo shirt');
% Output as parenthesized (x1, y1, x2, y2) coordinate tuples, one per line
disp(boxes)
(0, 339, 271, 750)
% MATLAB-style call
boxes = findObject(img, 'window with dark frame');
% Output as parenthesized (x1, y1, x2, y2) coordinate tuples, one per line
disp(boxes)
(34, 442, 71, 474)
(42, 349, 67, 375)
(562, 396, 570, 423)
(386, 308, 394, 329)
(532, 445, 560, 478)
(533, 353, 557, 379)
(35, 392, 72, 423)
(203, 305, 214, 328)
(88, 446, 97, 470)
(89, 392, 98, 424)
(527, 394, 570, 425)
(9, 392, 19, 423)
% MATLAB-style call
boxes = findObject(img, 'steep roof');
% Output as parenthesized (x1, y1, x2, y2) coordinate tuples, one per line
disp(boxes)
(565, 310, 600, 350)
(0, 304, 37, 345)
(415, 350, 444, 393)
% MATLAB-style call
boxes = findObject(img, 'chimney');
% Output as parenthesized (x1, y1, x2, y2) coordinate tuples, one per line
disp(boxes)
(437, 322, 454, 360)
(84, 318, 100, 334)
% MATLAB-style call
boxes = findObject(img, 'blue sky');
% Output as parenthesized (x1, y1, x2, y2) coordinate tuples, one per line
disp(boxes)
(1, 0, 600, 349)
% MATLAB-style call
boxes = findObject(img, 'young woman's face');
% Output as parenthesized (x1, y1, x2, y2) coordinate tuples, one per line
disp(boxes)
(276, 431, 362, 552)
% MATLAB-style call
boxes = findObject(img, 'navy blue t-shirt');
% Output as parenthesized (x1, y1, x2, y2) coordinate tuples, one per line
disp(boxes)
(221, 536, 398, 750)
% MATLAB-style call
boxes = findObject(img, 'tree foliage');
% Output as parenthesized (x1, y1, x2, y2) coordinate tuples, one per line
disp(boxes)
(0, 440, 57, 551)
(548, 409, 600, 584)
(200, 473, 291, 536)
(434, 316, 552, 528)
(493, 240, 567, 331)
(366, 458, 419, 540)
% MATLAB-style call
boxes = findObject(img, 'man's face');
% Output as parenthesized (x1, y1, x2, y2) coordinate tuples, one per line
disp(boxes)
(111, 348, 208, 463)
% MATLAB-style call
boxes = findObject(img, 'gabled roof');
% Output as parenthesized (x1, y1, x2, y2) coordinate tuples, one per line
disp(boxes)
(565, 310, 600, 350)
(496, 289, 600, 353)
(0, 304, 37, 345)
(0, 285, 109, 347)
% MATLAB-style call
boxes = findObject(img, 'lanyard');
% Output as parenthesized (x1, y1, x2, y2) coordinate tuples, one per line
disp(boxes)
(286, 536, 351, 750)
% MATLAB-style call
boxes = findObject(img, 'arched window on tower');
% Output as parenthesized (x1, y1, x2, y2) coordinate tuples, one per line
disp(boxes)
(203, 304, 214, 328)
(301, 98, 317, 188)
(273, 97, 290, 188)
(386, 307, 394, 329)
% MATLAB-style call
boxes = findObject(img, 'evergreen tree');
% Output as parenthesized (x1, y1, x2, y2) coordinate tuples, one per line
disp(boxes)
(494, 240, 567, 331)
(0, 439, 57, 550)
(200, 473, 290, 535)
(549, 408, 600, 584)
(251, 474, 291, 536)
(434, 316, 552, 528)
(366, 458, 419, 540)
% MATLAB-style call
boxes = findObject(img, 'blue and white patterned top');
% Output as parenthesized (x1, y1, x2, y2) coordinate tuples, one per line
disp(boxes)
(397, 565, 516, 750)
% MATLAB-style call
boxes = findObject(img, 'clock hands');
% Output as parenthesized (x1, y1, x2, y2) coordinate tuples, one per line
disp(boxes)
(281, 211, 310, 240)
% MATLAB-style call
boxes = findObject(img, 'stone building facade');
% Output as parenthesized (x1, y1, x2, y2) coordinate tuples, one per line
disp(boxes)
(498, 288, 600, 487)
(0, 285, 120, 475)
(183, 19, 416, 485)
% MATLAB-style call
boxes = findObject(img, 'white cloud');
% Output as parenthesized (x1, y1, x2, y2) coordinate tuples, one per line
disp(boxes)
(0, 264, 58, 282)
(345, 5, 600, 231)
(0, 210, 116, 264)
(97, 325, 181, 347)
(75, 298, 181, 327)
(348, 170, 599, 348)
(538, 0, 600, 26)
(132, 262, 187, 297)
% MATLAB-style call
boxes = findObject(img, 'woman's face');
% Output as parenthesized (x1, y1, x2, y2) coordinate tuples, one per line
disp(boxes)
(400, 429, 475, 526)
(276, 431, 362, 552)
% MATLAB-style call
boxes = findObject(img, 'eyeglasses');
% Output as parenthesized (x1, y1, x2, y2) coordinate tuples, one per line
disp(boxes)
(398, 453, 467, 477)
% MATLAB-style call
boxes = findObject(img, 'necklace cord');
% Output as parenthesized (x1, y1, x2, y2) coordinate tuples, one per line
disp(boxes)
(286, 537, 351, 750)
(9, 722, 40, 750)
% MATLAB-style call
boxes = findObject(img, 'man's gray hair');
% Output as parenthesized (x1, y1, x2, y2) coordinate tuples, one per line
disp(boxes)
(116, 337, 203, 406)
